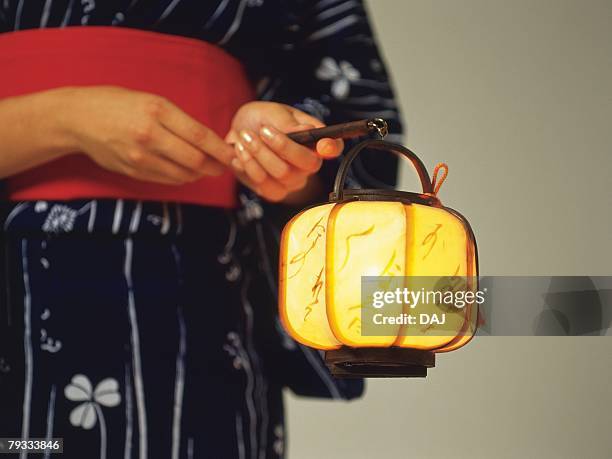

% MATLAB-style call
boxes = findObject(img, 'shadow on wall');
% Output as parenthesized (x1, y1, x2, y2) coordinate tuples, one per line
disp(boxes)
(535, 277, 611, 336)
(477, 277, 612, 336)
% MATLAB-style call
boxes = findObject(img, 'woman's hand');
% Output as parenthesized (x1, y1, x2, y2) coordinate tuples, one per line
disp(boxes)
(226, 101, 344, 202)
(64, 86, 235, 185)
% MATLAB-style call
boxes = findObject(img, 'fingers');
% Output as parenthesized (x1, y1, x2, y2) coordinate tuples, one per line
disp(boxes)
(238, 130, 292, 180)
(230, 124, 336, 202)
(260, 126, 322, 173)
(234, 142, 267, 184)
(235, 129, 303, 189)
(285, 108, 344, 158)
(123, 148, 202, 185)
(316, 138, 344, 159)
(231, 165, 289, 203)
(152, 125, 225, 176)
(155, 98, 235, 166)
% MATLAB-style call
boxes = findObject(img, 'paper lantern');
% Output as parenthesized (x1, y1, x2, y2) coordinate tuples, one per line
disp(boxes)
(279, 140, 478, 377)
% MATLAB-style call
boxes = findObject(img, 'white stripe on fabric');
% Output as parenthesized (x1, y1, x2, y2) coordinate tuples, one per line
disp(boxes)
(236, 413, 246, 459)
(123, 364, 133, 459)
(341, 95, 397, 107)
(260, 80, 281, 102)
(60, 0, 73, 26)
(40, 0, 53, 27)
(171, 245, 186, 459)
(93, 404, 108, 459)
(20, 239, 33, 459)
(314, 0, 345, 12)
(300, 345, 342, 399)
(129, 201, 143, 234)
(88, 201, 97, 233)
(218, 0, 247, 45)
(344, 34, 374, 45)
(42, 385, 56, 459)
(187, 438, 194, 459)
(238, 342, 257, 459)
(14, 0, 24, 30)
(4, 202, 29, 230)
(315, 0, 360, 21)
(156, 0, 182, 23)
(113, 199, 124, 234)
(306, 15, 361, 42)
(175, 205, 183, 235)
(161, 203, 170, 235)
(171, 310, 186, 459)
(239, 274, 268, 459)
(203, 0, 229, 29)
(124, 238, 148, 459)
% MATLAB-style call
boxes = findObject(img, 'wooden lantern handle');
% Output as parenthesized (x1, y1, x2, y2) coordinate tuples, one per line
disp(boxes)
(331, 139, 433, 200)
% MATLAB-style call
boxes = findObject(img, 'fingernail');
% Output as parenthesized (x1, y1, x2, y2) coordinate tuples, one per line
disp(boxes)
(240, 130, 254, 144)
(231, 158, 244, 171)
(235, 142, 251, 161)
(261, 126, 276, 140)
(319, 141, 336, 158)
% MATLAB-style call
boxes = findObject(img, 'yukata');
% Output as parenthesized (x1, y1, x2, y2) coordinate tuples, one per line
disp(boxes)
(0, 0, 402, 457)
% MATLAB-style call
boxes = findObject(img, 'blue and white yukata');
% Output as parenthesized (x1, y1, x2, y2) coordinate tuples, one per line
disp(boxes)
(0, 0, 402, 457)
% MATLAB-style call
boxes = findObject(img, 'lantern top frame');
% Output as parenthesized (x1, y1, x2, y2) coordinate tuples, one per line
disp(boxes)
(329, 139, 440, 205)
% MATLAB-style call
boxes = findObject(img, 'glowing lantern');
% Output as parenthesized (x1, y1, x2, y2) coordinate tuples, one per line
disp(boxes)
(279, 140, 478, 377)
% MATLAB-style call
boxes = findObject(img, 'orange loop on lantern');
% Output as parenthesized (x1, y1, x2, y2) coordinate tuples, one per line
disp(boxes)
(431, 163, 449, 196)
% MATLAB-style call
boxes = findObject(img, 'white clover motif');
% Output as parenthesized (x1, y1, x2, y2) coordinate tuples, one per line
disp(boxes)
(65, 374, 121, 430)
(146, 214, 163, 226)
(225, 265, 242, 282)
(42, 205, 77, 233)
(35, 201, 48, 213)
(273, 424, 284, 456)
(224, 332, 250, 371)
(239, 194, 263, 222)
(316, 57, 361, 100)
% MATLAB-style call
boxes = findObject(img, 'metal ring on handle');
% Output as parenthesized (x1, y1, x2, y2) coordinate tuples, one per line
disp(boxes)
(330, 140, 433, 201)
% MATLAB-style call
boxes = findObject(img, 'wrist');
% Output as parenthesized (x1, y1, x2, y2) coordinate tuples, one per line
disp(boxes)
(39, 86, 85, 154)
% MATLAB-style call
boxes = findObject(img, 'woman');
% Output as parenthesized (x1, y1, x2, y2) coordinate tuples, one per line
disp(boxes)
(0, 1, 402, 457)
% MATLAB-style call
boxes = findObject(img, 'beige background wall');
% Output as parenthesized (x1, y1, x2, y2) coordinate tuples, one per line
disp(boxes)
(287, 1, 612, 458)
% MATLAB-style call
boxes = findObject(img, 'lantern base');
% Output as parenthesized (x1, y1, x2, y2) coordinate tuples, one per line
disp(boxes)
(324, 347, 435, 378)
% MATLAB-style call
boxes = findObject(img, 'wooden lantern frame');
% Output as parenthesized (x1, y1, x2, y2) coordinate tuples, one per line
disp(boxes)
(280, 140, 479, 378)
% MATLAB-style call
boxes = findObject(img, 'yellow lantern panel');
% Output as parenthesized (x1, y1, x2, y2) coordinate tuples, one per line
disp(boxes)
(279, 204, 341, 350)
(326, 201, 407, 347)
(435, 249, 479, 352)
(279, 200, 478, 352)
(396, 204, 476, 350)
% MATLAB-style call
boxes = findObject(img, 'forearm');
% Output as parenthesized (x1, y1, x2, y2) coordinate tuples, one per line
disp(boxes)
(0, 88, 78, 179)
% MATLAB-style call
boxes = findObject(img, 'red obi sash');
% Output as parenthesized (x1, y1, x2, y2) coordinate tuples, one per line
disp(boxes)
(0, 27, 254, 207)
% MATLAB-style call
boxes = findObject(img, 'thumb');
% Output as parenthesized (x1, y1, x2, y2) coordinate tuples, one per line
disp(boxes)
(285, 123, 316, 134)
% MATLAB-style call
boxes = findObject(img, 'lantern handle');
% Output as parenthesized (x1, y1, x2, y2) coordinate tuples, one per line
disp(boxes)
(331, 139, 433, 200)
